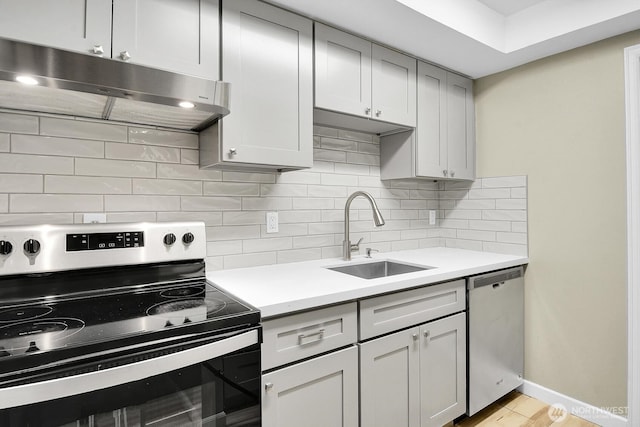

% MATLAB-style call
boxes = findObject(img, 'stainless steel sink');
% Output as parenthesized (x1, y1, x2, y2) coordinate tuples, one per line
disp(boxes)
(327, 260, 433, 280)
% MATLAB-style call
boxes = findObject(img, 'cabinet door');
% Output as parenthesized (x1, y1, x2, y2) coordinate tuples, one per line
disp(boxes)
(262, 346, 358, 427)
(420, 312, 466, 427)
(360, 328, 421, 427)
(314, 23, 372, 119)
(371, 44, 417, 127)
(0, 0, 112, 55)
(416, 61, 447, 179)
(446, 73, 475, 180)
(221, 0, 313, 169)
(112, 0, 218, 79)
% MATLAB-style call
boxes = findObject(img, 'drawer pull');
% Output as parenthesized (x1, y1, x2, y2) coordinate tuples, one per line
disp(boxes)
(298, 328, 325, 345)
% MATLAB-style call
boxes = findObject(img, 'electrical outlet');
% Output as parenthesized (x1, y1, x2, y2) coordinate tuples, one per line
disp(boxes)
(83, 213, 106, 224)
(266, 212, 279, 233)
(428, 210, 437, 225)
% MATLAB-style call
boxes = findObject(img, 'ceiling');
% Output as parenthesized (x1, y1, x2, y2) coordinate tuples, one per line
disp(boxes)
(267, 0, 640, 78)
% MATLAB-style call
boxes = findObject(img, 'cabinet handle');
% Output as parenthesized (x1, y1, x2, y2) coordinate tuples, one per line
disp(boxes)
(365, 107, 371, 115)
(92, 45, 104, 55)
(412, 333, 419, 341)
(375, 110, 382, 117)
(298, 328, 325, 345)
(423, 330, 430, 340)
(442, 170, 448, 177)
(265, 382, 274, 391)
(450, 170, 455, 178)
(229, 148, 237, 155)
(119, 51, 131, 61)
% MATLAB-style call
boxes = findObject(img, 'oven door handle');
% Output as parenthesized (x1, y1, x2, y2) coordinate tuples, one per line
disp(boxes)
(0, 329, 259, 410)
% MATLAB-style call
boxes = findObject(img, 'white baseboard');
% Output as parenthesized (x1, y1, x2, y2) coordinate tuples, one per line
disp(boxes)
(518, 380, 628, 427)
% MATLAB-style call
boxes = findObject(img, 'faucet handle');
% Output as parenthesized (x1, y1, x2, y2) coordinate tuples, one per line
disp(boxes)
(350, 237, 364, 253)
(365, 248, 379, 258)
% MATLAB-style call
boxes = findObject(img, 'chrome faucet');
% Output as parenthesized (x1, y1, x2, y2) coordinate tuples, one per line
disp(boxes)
(343, 191, 385, 260)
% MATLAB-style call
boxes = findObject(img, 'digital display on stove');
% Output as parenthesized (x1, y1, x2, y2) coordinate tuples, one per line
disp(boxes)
(66, 231, 144, 251)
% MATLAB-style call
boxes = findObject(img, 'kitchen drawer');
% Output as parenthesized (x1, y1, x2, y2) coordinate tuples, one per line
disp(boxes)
(262, 302, 357, 370)
(359, 279, 465, 340)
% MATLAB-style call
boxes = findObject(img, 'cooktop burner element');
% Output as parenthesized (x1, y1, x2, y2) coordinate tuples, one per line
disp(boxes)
(159, 286, 205, 298)
(0, 306, 52, 323)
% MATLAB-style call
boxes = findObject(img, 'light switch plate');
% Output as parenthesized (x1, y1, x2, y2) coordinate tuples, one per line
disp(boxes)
(428, 210, 436, 225)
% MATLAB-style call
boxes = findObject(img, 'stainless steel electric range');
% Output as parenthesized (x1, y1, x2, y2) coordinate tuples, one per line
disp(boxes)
(0, 221, 261, 427)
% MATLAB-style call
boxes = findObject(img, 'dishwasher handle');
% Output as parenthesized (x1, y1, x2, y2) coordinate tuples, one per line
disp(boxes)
(467, 266, 524, 290)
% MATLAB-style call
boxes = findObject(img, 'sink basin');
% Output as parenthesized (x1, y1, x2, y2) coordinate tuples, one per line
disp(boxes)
(327, 260, 433, 280)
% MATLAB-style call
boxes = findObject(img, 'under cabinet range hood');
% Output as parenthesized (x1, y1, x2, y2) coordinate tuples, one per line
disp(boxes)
(0, 37, 229, 131)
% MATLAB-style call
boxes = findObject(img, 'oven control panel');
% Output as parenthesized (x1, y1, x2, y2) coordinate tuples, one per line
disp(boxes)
(0, 222, 206, 275)
(66, 231, 144, 251)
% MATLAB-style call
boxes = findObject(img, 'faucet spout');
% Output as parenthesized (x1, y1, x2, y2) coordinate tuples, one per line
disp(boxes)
(343, 191, 385, 261)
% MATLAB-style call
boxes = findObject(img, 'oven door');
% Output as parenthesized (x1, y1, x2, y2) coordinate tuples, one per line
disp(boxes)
(0, 328, 260, 427)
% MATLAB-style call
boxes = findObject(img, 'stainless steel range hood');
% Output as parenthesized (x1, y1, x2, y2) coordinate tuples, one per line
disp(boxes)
(0, 37, 229, 131)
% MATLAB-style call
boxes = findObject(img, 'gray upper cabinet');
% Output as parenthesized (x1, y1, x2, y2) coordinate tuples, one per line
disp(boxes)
(212, 0, 313, 171)
(0, 0, 219, 79)
(0, 0, 112, 55)
(112, 0, 219, 78)
(380, 61, 475, 181)
(314, 23, 416, 130)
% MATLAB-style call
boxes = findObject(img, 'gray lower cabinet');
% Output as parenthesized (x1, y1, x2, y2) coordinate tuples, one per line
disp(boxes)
(262, 346, 359, 427)
(360, 313, 466, 427)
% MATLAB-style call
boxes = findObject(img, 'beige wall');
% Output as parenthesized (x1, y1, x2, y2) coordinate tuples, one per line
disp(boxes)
(475, 30, 640, 408)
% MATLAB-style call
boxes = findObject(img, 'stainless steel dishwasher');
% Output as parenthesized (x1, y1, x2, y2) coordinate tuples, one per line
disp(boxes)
(467, 266, 524, 416)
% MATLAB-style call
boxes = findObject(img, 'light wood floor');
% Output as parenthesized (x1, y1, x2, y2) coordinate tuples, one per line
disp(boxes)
(446, 391, 600, 427)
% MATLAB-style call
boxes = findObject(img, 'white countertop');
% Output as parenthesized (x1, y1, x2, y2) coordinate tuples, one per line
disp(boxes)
(207, 247, 528, 319)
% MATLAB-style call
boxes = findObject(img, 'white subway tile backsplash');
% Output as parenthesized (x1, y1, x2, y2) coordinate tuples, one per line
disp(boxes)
(100, 212, 156, 222)
(0, 134, 9, 152)
(157, 163, 220, 181)
(261, 184, 307, 197)
(105, 142, 180, 163)
(482, 241, 528, 256)
(128, 128, 198, 148)
(157, 211, 222, 226)
(0, 174, 42, 193)
(224, 252, 276, 270)
(12, 135, 104, 158)
(0, 113, 528, 266)
(11, 194, 103, 213)
(222, 171, 275, 183)
(0, 213, 74, 225)
(321, 173, 359, 186)
(243, 237, 292, 254)
(132, 178, 201, 195)
(46, 176, 131, 194)
(181, 149, 199, 165)
(181, 196, 241, 211)
(242, 197, 292, 211)
(222, 211, 265, 225)
(76, 158, 155, 178)
(204, 182, 260, 196)
(40, 117, 127, 142)
(277, 248, 323, 264)
(0, 112, 39, 134)
(279, 210, 322, 223)
(207, 240, 243, 257)
(105, 195, 180, 212)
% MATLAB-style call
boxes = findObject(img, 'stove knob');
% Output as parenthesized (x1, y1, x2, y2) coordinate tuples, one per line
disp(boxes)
(0, 240, 12, 255)
(182, 232, 195, 245)
(163, 233, 177, 246)
(23, 239, 41, 255)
